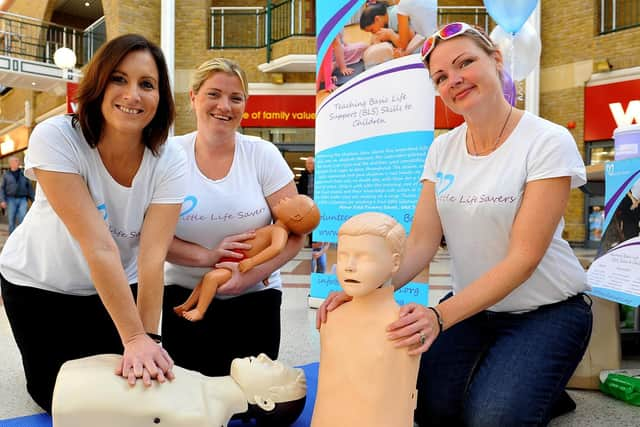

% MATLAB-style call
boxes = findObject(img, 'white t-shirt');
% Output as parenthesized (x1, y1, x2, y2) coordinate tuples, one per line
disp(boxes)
(0, 115, 187, 295)
(397, 0, 437, 38)
(422, 111, 588, 312)
(164, 132, 294, 298)
(388, 6, 399, 32)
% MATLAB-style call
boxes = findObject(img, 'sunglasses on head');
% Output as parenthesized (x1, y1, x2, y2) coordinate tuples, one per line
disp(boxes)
(420, 22, 494, 63)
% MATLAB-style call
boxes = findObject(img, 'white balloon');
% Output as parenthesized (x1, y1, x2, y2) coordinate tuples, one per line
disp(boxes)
(490, 22, 541, 81)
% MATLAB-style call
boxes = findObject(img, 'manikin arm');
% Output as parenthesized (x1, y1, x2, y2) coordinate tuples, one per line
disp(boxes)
(166, 232, 254, 267)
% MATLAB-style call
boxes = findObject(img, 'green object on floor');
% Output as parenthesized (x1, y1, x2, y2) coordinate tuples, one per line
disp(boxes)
(620, 305, 636, 329)
(600, 373, 640, 406)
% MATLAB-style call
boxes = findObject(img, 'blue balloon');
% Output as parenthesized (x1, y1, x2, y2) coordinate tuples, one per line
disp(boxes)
(484, 0, 538, 34)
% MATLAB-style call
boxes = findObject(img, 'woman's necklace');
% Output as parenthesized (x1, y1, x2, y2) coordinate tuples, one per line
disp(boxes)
(469, 105, 513, 156)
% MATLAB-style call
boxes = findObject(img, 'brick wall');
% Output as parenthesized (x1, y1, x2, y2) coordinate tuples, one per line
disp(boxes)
(540, 0, 640, 242)
(102, 0, 161, 43)
(7, 0, 52, 20)
(0, 89, 28, 124)
(34, 91, 65, 117)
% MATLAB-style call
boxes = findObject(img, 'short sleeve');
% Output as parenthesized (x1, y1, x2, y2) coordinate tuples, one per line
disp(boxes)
(151, 142, 187, 204)
(24, 117, 82, 180)
(526, 126, 586, 189)
(420, 132, 447, 183)
(256, 140, 294, 196)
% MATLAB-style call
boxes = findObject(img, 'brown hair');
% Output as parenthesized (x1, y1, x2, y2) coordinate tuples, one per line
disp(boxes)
(73, 34, 175, 155)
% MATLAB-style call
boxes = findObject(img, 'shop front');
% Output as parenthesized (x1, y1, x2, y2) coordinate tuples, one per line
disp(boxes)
(241, 94, 316, 183)
(584, 74, 640, 247)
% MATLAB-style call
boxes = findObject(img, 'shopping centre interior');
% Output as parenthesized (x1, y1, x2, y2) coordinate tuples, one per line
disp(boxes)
(0, 0, 639, 425)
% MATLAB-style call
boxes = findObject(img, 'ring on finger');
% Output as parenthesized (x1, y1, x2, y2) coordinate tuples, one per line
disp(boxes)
(418, 331, 426, 346)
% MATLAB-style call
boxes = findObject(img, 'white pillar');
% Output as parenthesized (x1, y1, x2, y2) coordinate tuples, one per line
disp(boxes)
(525, 4, 540, 116)
(161, 0, 175, 135)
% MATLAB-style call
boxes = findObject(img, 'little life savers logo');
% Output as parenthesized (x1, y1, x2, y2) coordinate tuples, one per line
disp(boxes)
(610, 101, 640, 127)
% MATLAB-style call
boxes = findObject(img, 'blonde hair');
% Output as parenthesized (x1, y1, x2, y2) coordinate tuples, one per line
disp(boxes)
(424, 24, 499, 70)
(339, 212, 406, 256)
(190, 57, 249, 98)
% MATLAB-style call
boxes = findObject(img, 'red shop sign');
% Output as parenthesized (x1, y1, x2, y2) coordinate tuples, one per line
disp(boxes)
(585, 79, 640, 141)
(435, 96, 464, 129)
(241, 94, 463, 129)
(66, 82, 79, 114)
(242, 95, 315, 128)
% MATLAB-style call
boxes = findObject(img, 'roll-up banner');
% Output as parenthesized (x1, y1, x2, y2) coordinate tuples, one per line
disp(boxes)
(310, 0, 437, 307)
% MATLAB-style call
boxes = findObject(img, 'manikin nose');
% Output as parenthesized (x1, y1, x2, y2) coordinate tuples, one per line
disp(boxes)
(345, 256, 357, 272)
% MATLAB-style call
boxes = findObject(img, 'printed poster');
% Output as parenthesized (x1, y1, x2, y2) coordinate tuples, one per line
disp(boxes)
(587, 158, 640, 306)
(310, 0, 437, 306)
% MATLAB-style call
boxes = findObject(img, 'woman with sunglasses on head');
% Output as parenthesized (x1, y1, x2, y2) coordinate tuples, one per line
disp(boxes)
(0, 34, 186, 413)
(318, 23, 592, 426)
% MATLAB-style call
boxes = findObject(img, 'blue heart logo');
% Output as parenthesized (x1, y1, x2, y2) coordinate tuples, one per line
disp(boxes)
(97, 203, 108, 220)
(180, 196, 198, 217)
(435, 172, 454, 195)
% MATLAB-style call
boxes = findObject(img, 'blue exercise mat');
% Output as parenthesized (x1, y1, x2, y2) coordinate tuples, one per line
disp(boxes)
(0, 414, 50, 427)
(0, 363, 319, 427)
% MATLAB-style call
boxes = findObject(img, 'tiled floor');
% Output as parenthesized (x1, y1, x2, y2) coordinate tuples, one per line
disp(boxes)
(1, 233, 639, 425)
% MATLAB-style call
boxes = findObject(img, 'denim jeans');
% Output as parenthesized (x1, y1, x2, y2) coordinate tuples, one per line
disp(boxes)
(311, 251, 327, 273)
(415, 293, 593, 427)
(6, 196, 27, 234)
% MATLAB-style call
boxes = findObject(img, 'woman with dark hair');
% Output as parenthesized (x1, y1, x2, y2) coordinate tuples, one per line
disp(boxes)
(0, 33, 186, 413)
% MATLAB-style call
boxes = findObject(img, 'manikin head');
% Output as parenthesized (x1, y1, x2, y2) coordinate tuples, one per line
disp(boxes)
(337, 212, 406, 297)
(273, 194, 321, 235)
(231, 353, 307, 426)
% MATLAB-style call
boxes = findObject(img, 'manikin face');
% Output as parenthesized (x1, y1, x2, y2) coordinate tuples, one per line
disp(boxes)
(191, 72, 246, 138)
(273, 195, 319, 235)
(100, 50, 159, 139)
(427, 36, 502, 115)
(337, 234, 398, 298)
(230, 354, 305, 408)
